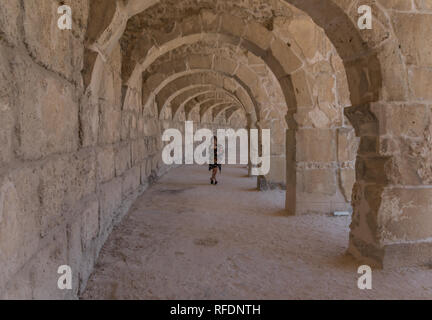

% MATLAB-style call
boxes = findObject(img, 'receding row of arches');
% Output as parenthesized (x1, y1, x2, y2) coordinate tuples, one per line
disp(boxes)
(82, 0, 432, 269)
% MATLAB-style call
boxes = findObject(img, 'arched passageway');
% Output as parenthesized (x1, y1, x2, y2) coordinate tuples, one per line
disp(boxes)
(0, 0, 431, 299)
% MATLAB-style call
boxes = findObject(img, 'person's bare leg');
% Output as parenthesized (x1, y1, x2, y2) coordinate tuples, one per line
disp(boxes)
(212, 168, 218, 184)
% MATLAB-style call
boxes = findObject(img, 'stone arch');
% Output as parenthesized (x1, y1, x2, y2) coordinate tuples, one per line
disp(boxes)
(185, 95, 236, 121)
(156, 84, 240, 118)
(168, 88, 241, 121)
(175, 90, 238, 121)
(152, 72, 251, 119)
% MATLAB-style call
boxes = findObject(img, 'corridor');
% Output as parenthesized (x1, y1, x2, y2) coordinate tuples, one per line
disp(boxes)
(81, 165, 432, 300)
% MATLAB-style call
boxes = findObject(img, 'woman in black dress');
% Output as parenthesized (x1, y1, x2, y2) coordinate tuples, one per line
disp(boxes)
(209, 136, 222, 185)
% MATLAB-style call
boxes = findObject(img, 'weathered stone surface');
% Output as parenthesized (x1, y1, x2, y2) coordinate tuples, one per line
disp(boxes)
(115, 143, 131, 177)
(99, 177, 122, 233)
(22, 0, 88, 83)
(408, 67, 432, 101)
(97, 146, 115, 183)
(340, 168, 355, 202)
(0, 168, 41, 292)
(299, 169, 336, 196)
(17, 62, 79, 160)
(391, 13, 432, 67)
(337, 128, 358, 162)
(122, 166, 141, 197)
(297, 129, 336, 162)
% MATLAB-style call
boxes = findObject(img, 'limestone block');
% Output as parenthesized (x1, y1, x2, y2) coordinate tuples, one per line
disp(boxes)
(131, 139, 145, 166)
(380, 188, 432, 243)
(337, 127, 359, 162)
(114, 143, 131, 177)
(414, 0, 432, 10)
(0, 168, 41, 292)
(290, 70, 313, 108)
(0, 102, 15, 166)
(296, 128, 336, 162)
(122, 166, 141, 197)
(145, 157, 153, 176)
(335, 70, 351, 108)
(4, 227, 70, 299)
(151, 22, 182, 47)
(220, 13, 246, 38)
(188, 54, 212, 70)
(268, 38, 302, 75)
(316, 73, 336, 105)
(130, 114, 138, 140)
(38, 156, 72, 237)
(299, 169, 337, 196)
(121, 112, 132, 141)
(0, 0, 22, 46)
(340, 168, 355, 202)
(346, 1, 391, 49)
(180, 15, 202, 36)
(235, 65, 259, 88)
(28, 228, 70, 299)
(99, 101, 121, 144)
(378, 0, 413, 10)
(0, 60, 15, 165)
(99, 177, 122, 232)
(79, 94, 99, 147)
(375, 41, 408, 102)
(69, 150, 97, 203)
(244, 21, 274, 52)
(200, 10, 221, 33)
(391, 12, 432, 67)
(81, 198, 99, 247)
(343, 61, 372, 107)
(97, 146, 115, 183)
(17, 62, 79, 160)
(381, 104, 430, 138)
(38, 151, 96, 238)
(67, 215, 83, 296)
(140, 162, 149, 185)
(22, 0, 87, 83)
(389, 131, 432, 185)
(409, 66, 432, 101)
(266, 156, 286, 185)
(287, 17, 320, 61)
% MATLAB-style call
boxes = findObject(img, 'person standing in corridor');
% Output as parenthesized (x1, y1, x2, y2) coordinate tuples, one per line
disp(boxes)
(209, 136, 222, 185)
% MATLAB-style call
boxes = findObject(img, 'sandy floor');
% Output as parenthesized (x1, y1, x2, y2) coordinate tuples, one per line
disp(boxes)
(81, 165, 432, 300)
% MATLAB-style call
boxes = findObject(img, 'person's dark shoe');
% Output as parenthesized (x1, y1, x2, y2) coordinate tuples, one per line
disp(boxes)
(214, 180, 218, 185)
(210, 178, 214, 184)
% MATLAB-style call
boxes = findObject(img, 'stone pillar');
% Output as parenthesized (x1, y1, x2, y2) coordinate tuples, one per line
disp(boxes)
(246, 114, 256, 177)
(346, 103, 432, 268)
(286, 124, 354, 215)
(285, 125, 296, 215)
(255, 119, 287, 190)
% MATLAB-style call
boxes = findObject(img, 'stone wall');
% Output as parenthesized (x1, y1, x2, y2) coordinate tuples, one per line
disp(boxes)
(0, 0, 170, 299)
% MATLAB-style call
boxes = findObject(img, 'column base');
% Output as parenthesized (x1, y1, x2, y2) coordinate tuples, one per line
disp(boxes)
(348, 236, 432, 269)
(257, 176, 286, 190)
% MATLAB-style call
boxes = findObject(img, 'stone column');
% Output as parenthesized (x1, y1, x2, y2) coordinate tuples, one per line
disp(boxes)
(246, 114, 256, 177)
(286, 125, 353, 215)
(346, 102, 432, 268)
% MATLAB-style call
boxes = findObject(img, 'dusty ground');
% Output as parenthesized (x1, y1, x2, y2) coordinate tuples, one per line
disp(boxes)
(81, 165, 432, 300)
